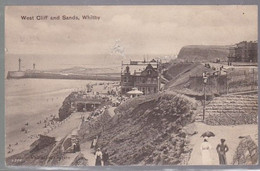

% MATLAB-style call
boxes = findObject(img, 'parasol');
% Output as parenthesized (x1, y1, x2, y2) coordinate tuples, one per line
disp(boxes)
(201, 131, 215, 138)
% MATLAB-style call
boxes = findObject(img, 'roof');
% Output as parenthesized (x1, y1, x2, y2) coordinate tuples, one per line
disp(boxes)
(74, 100, 101, 104)
(127, 87, 143, 95)
(140, 64, 158, 77)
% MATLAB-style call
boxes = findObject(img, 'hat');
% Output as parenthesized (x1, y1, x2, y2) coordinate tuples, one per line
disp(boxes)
(221, 138, 225, 142)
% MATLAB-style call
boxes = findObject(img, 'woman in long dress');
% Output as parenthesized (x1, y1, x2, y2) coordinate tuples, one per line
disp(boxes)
(200, 137, 212, 165)
(95, 148, 103, 166)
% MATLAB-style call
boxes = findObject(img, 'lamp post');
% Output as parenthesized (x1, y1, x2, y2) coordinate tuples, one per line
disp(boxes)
(202, 72, 208, 121)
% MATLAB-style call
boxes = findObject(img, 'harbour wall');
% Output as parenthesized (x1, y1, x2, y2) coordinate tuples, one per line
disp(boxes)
(6, 71, 120, 81)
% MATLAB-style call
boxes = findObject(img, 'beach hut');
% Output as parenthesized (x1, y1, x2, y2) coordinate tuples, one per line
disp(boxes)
(127, 87, 143, 98)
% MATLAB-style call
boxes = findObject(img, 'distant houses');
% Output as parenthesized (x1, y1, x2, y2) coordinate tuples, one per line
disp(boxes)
(228, 41, 258, 63)
(121, 59, 160, 95)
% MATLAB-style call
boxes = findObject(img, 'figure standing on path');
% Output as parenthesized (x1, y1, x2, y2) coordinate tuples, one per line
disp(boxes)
(216, 139, 229, 164)
(102, 150, 109, 166)
(200, 137, 212, 165)
(91, 136, 98, 149)
(95, 148, 103, 166)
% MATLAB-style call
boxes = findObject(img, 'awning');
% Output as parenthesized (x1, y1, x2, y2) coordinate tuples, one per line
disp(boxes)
(127, 87, 143, 95)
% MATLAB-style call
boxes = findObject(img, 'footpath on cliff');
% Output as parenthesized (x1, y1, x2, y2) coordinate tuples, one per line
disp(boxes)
(52, 81, 119, 166)
(187, 94, 258, 165)
(187, 122, 258, 165)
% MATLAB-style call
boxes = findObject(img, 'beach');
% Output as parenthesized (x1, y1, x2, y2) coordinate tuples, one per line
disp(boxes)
(5, 78, 115, 157)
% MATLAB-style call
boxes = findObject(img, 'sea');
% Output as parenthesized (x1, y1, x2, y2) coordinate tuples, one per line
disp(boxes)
(4, 53, 163, 147)
(5, 78, 110, 147)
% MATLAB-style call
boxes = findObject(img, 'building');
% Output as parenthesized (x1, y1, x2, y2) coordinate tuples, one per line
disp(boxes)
(228, 41, 258, 62)
(121, 60, 160, 95)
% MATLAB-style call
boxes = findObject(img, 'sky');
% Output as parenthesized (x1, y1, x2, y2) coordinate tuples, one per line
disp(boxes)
(5, 5, 258, 56)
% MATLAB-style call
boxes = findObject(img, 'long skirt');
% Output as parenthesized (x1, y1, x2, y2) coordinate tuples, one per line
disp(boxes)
(201, 150, 212, 165)
(95, 157, 102, 166)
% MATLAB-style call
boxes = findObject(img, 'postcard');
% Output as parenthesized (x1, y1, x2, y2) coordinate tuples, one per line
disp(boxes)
(4, 5, 258, 166)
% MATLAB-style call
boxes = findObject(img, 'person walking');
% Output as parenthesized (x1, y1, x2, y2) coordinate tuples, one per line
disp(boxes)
(200, 137, 212, 165)
(91, 136, 98, 149)
(216, 139, 229, 164)
(95, 148, 103, 166)
(102, 150, 109, 166)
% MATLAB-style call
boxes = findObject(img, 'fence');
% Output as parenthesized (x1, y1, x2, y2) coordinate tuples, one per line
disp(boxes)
(227, 68, 258, 94)
(188, 68, 258, 95)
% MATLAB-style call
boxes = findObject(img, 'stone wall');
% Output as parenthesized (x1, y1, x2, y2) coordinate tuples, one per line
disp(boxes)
(205, 95, 258, 125)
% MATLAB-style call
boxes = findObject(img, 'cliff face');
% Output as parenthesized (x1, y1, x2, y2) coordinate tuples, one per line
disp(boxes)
(58, 92, 76, 120)
(178, 45, 230, 62)
(95, 92, 198, 165)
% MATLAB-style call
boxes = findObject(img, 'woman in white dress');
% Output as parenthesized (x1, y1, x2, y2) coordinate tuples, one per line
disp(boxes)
(200, 137, 212, 165)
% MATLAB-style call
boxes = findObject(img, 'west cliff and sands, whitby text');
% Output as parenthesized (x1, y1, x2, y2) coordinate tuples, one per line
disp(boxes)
(21, 15, 100, 20)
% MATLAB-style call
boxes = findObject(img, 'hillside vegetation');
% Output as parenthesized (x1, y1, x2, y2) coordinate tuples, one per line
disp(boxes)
(94, 92, 198, 165)
(163, 62, 214, 95)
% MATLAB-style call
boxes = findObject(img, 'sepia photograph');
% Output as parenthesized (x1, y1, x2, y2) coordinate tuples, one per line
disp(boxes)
(4, 5, 258, 167)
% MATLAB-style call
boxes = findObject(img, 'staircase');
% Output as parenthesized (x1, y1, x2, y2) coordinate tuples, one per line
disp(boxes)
(196, 94, 258, 125)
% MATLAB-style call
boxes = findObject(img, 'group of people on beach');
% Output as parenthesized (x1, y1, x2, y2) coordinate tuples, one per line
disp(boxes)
(201, 138, 229, 165)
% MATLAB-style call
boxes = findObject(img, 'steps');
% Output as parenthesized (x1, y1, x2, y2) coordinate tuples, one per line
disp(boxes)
(196, 95, 258, 125)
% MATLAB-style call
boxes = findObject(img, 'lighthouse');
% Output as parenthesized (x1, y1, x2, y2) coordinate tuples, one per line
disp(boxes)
(18, 58, 21, 71)
(7, 58, 25, 79)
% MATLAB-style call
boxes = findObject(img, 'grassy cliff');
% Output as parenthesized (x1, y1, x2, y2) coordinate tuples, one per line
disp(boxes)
(178, 45, 230, 62)
(93, 92, 198, 165)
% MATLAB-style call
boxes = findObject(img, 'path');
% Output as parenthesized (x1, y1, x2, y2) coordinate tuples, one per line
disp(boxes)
(188, 122, 258, 165)
(80, 141, 96, 166)
(47, 112, 85, 139)
(57, 152, 80, 166)
(45, 112, 90, 166)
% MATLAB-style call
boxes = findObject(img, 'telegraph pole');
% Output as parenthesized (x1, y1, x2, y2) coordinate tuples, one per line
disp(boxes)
(157, 60, 161, 92)
(202, 72, 208, 121)
(226, 72, 228, 94)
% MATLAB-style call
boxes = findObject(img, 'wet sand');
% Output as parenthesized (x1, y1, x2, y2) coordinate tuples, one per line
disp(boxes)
(5, 90, 69, 157)
(5, 80, 119, 158)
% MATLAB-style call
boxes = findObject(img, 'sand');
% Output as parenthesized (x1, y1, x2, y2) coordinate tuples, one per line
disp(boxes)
(5, 90, 69, 158)
(188, 122, 258, 165)
(5, 80, 119, 159)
